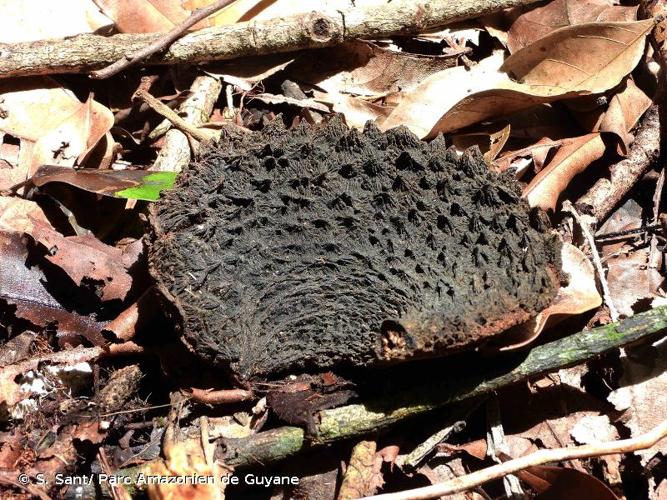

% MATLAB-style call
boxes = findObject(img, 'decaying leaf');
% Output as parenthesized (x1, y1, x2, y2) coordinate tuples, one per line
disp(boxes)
(378, 51, 579, 139)
(523, 133, 607, 211)
(1, 0, 112, 43)
(502, 20, 653, 94)
(0, 80, 115, 189)
(507, 0, 638, 53)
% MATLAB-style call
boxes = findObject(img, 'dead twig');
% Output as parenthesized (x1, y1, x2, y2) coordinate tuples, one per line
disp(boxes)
(563, 200, 620, 321)
(186, 387, 254, 404)
(91, 0, 237, 79)
(363, 418, 667, 500)
(0, 0, 543, 79)
(133, 88, 213, 142)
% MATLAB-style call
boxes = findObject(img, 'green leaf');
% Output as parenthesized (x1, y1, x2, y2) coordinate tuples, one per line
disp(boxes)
(114, 171, 178, 201)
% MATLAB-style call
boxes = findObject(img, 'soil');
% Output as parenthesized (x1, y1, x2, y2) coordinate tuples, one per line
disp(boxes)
(150, 118, 561, 379)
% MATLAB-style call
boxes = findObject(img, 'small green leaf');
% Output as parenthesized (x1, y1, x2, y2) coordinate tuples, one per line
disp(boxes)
(114, 171, 178, 201)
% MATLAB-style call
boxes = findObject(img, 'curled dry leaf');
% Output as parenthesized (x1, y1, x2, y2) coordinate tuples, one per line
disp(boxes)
(29, 219, 137, 302)
(495, 243, 601, 351)
(285, 41, 459, 98)
(569, 78, 652, 155)
(0, 195, 141, 302)
(523, 133, 607, 211)
(507, 0, 638, 53)
(502, 20, 654, 95)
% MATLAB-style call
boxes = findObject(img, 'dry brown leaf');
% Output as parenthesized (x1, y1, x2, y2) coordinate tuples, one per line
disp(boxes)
(502, 20, 653, 95)
(521, 465, 620, 500)
(30, 94, 114, 174)
(523, 133, 606, 211)
(29, 219, 136, 302)
(598, 198, 662, 316)
(286, 41, 459, 98)
(213, 0, 388, 24)
(507, 0, 638, 54)
(93, 0, 189, 32)
(495, 243, 601, 351)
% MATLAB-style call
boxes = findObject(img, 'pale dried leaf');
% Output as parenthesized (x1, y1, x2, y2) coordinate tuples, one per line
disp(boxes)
(608, 338, 667, 464)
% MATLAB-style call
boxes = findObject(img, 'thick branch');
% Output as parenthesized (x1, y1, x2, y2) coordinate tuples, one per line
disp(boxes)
(0, 0, 541, 79)
(221, 306, 667, 467)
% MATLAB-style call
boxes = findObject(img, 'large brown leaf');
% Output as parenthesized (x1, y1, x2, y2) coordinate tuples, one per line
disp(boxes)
(502, 20, 654, 94)
(380, 52, 582, 138)
(523, 133, 607, 211)
(507, 0, 638, 53)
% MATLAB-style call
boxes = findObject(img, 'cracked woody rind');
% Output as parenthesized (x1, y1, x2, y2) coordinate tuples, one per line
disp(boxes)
(149, 118, 561, 379)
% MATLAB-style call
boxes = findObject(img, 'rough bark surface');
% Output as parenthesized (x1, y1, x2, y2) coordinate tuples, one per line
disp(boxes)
(0, 0, 542, 79)
(150, 119, 560, 379)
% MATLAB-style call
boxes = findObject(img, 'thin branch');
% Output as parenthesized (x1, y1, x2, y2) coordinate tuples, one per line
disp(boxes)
(363, 418, 667, 500)
(90, 0, 237, 79)
(134, 88, 213, 143)
(563, 200, 620, 322)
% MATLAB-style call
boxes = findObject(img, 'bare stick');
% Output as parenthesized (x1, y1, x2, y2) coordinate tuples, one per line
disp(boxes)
(0, 0, 543, 79)
(187, 387, 254, 404)
(363, 418, 667, 499)
(563, 201, 620, 321)
(575, 105, 661, 222)
(134, 88, 212, 142)
(91, 0, 237, 79)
